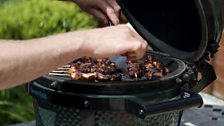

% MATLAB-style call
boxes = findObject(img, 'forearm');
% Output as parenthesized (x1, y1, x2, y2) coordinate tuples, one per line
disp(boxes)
(0, 31, 84, 89)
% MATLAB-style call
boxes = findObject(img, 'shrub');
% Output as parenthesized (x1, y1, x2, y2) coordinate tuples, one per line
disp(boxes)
(0, 0, 98, 39)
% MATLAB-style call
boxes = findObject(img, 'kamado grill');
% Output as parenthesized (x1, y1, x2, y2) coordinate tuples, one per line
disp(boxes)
(28, 0, 223, 126)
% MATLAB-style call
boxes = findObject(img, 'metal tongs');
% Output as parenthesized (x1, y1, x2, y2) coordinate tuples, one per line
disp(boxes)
(109, 55, 128, 72)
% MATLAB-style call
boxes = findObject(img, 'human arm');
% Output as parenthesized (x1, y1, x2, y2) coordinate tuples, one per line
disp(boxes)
(0, 25, 148, 89)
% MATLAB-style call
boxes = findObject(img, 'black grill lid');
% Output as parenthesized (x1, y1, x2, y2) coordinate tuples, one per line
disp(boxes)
(118, 0, 223, 62)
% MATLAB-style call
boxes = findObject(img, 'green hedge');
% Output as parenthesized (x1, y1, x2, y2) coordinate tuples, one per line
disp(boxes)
(0, 0, 97, 125)
(0, 0, 98, 39)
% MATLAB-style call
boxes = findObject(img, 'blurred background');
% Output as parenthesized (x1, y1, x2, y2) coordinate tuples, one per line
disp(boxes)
(0, 0, 223, 125)
(203, 0, 224, 100)
(0, 0, 97, 125)
(203, 31, 224, 99)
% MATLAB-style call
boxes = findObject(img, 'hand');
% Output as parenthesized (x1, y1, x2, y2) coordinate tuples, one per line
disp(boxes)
(73, 0, 121, 26)
(81, 25, 149, 60)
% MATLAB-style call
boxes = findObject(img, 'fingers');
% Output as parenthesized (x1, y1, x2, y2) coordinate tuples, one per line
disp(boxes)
(127, 36, 149, 60)
(75, 0, 121, 25)
(88, 8, 108, 26)
(129, 34, 149, 60)
(106, 0, 121, 18)
(121, 42, 148, 61)
(98, 0, 120, 25)
(130, 45, 147, 60)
